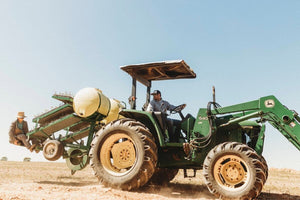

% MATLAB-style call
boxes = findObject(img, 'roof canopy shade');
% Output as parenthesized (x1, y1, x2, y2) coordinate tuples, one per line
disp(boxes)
(121, 60, 196, 87)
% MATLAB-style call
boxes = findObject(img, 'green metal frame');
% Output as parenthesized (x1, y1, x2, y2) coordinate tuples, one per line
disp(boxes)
(211, 95, 300, 151)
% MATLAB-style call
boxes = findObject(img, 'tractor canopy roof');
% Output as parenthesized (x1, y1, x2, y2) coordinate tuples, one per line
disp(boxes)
(120, 60, 196, 87)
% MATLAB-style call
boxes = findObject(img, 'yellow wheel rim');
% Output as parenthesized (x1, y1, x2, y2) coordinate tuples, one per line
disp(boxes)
(214, 155, 248, 188)
(100, 133, 136, 174)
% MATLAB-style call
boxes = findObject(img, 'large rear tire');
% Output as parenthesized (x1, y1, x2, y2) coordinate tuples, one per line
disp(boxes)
(89, 118, 157, 190)
(203, 142, 266, 200)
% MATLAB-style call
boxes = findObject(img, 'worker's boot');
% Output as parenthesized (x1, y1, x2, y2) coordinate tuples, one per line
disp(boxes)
(29, 144, 37, 152)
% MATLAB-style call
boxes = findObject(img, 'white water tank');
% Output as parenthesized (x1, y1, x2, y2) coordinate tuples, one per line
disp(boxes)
(73, 87, 123, 123)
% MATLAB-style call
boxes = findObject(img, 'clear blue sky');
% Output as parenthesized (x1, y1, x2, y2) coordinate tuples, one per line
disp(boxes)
(0, 1, 299, 170)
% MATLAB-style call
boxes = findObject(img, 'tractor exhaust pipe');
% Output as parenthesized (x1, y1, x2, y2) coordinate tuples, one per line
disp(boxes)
(212, 86, 217, 109)
(213, 86, 216, 103)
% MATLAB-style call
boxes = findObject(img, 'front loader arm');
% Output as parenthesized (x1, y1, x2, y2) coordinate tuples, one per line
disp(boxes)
(259, 96, 300, 151)
(212, 95, 300, 151)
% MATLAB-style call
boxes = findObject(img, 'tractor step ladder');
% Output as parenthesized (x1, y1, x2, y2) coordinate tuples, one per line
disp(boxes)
(183, 169, 197, 178)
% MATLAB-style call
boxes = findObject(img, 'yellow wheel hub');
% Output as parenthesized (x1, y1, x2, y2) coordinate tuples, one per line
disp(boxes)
(111, 140, 136, 169)
(214, 155, 247, 187)
(100, 133, 136, 173)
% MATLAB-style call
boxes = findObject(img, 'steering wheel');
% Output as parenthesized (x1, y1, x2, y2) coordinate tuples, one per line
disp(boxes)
(170, 104, 186, 114)
(170, 104, 186, 119)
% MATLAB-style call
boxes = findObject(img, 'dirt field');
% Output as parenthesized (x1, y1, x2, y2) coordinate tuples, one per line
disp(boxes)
(0, 161, 299, 200)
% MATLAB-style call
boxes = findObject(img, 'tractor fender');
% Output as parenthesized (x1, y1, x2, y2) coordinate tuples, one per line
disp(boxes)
(119, 109, 166, 147)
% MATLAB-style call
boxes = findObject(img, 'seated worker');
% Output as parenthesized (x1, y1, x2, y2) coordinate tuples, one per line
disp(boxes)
(146, 90, 184, 142)
(9, 112, 36, 152)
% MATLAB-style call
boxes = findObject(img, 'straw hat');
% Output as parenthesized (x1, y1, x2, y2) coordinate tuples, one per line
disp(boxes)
(17, 112, 26, 118)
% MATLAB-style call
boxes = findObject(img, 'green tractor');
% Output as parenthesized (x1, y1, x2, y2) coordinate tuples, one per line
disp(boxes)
(24, 60, 300, 199)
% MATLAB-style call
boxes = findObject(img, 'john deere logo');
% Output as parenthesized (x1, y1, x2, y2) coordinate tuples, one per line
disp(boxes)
(264, 99, 275, 108)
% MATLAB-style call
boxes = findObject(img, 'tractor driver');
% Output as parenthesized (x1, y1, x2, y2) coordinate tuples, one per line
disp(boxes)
(146, 90, 184, 142)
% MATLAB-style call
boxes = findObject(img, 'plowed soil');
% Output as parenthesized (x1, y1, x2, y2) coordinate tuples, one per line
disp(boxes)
(0, 161, 299, 200)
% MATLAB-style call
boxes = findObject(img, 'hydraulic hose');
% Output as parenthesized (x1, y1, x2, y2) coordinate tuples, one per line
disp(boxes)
(191, 101, 221, 148)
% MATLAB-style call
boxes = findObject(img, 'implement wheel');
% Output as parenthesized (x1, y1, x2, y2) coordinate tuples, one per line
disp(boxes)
(66, 148, 89, 172)
(89, 118, 157, 190)
(203, 142, 266, 200)
(43, 140, 63, 161)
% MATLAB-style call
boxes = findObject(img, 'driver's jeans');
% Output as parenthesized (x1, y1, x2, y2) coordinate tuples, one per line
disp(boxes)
(166, 118, 181, 142)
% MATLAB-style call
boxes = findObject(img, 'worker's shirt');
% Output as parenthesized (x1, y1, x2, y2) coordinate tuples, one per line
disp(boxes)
(17, 121, 23, 130)
(146, 99, 176, 114)
(15, 121, 24, 134)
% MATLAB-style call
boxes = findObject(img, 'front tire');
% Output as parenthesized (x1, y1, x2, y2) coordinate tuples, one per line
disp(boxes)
(203, 142, 266, 200)
(89, 118, 157, 190)
(259, 155, 269, 183)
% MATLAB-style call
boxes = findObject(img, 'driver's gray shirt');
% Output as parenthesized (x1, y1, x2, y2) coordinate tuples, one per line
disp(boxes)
(146, 99, 176, 114)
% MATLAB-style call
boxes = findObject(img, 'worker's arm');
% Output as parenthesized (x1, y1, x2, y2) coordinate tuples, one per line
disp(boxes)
(165, 100, 176, 111)
(23, 121, 29, 134)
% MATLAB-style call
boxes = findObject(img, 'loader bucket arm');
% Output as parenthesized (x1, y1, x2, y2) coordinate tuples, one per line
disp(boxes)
(212, 95, 300, 151)
(259, 96, 300, 151)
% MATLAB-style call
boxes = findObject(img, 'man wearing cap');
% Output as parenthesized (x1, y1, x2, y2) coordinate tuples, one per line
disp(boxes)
(146, 90, 183, 142)
(9, 112, 35, 152)
(146, 90, 177, 113)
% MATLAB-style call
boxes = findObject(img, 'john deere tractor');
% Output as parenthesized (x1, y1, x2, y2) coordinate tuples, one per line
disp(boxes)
(21, 60, 300, 199)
